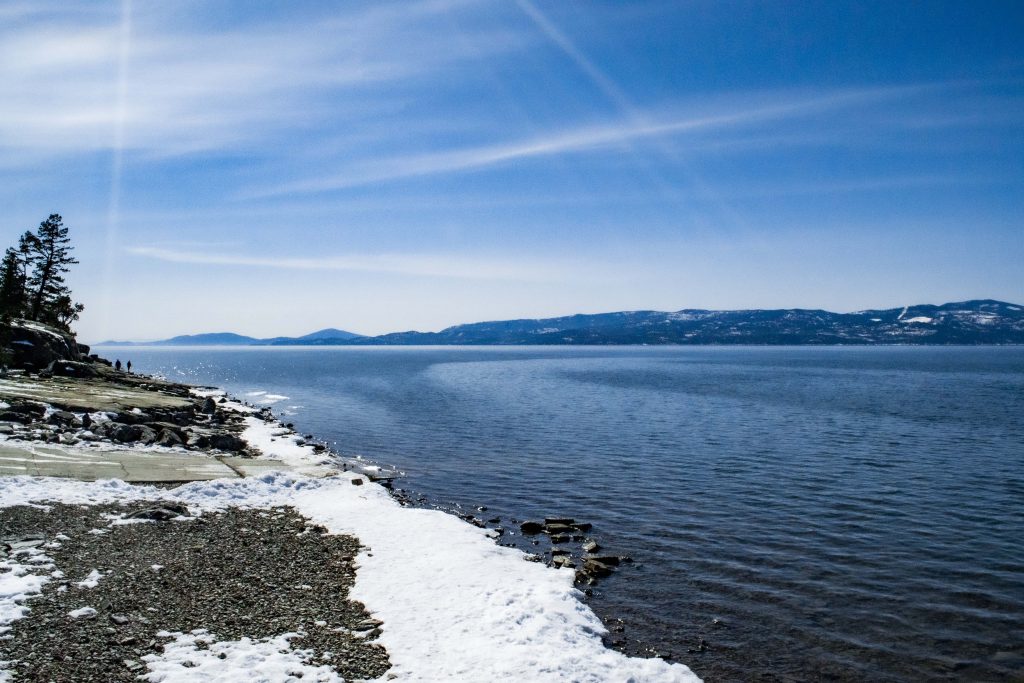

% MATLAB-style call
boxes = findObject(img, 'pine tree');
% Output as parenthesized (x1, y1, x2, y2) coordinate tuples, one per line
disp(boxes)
(25, 214, 82, 330)
(0, 247, 27, 319)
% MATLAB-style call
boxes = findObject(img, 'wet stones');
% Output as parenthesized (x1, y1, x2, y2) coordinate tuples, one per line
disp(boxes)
(519, 521, 544, 534)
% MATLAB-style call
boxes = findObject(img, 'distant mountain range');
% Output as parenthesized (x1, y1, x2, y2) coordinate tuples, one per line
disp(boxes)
(99, 300, 1024, 346)
(102, 328, 363, 346)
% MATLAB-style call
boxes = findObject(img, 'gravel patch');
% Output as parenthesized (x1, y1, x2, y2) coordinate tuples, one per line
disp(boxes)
(1, 501, 390, 681)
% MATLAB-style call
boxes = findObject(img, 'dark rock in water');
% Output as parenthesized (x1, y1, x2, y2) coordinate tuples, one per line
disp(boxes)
(545, 517, 575, 526)
(550, 548, 570, 556)
(582, 558, 615, 577)
(201, 397, 217, 414)
(519, 521, 544, 534)
(588, 555, 621, 567)
(582, 540, 601, 553)
(552, 555, 575, 569)
(571, 522, 592, 532)
(207, 433, 246, 452)
(544, 523, 575, 535)
(550, 534, 571, 544)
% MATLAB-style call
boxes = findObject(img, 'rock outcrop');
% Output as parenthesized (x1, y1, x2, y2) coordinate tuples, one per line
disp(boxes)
(5, 319, 81, 370)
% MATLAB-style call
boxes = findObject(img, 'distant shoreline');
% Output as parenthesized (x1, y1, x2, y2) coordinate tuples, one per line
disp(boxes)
(94, 298, 1024, 347)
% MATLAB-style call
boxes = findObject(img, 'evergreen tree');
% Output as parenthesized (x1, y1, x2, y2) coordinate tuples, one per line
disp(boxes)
(0, 247, 27, 319)
(25, 213, 82, 330)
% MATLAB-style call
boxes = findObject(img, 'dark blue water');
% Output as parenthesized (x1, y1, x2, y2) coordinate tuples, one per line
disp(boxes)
(96, 346, 1024, 682)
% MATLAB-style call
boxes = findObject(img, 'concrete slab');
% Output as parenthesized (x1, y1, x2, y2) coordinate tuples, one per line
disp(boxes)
(0, 442, 240, 482)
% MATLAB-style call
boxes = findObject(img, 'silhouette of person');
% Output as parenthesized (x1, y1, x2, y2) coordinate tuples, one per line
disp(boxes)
(115, 359, 122, 371)
(127, 360, 132, 373)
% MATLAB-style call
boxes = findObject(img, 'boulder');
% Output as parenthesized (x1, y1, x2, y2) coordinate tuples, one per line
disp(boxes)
(583, 540, 601, 553)
(46, 410, 80, 427)
(208, 433, 246, 452)
(112, 424, 158, 444)
(200, 397, 217, 415)
(146, 421, 185, 438)
(126, 504, 188, 521)
(116, 411, 153, 425)
(47, 360, 98, 378)
(6, 402, 45, 418)
(519, 521, 544, 535)
(582, 558, 615, 578)
(6, 319, 80, 369)
(157, 429, 184, 447)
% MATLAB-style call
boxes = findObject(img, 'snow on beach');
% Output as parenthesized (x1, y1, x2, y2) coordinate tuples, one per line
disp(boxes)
(0, 394, 701, 682)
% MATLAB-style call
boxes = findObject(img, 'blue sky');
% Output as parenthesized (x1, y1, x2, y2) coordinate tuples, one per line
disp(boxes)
(1, 0, 1022, 341)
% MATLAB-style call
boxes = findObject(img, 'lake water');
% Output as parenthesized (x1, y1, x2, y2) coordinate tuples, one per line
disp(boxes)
(95, 345, 1024, 682)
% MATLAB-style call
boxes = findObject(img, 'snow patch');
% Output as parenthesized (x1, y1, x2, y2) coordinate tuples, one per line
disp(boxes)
(74, 569, 103, 589)
(141, 630, 344, 682)
(901, 316, 933, 324)
(0, 473, 700, 682)
(67, 606, 97, 619)
(0, 554, 51, 637)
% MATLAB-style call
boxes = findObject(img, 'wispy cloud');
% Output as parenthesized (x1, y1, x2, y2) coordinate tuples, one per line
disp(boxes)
(126, 245, 571, 282)
(252, 82, 944, 197)
(0, 0, 525, 160)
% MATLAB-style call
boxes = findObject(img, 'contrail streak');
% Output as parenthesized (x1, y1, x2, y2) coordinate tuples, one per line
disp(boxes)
(100, 0, 132, 339)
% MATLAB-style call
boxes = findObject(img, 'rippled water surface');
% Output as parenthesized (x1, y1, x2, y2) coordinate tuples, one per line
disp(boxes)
(97, 346, 1024, 681)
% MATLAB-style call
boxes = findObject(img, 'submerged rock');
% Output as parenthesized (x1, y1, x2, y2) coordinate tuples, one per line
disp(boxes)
(519, 521, 544, 534)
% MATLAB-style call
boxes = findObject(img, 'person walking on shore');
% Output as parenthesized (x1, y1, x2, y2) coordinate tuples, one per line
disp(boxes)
(127, 360, 132, 373)
(114, 359, 121, 371)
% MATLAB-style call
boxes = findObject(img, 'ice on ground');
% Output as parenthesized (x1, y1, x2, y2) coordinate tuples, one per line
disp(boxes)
(74, 569, 103, 589)
(67, 606, 97, 619)
(141, 630, 344, 682)
(0, 554, 51, 636)
(0, 473, 700, 682)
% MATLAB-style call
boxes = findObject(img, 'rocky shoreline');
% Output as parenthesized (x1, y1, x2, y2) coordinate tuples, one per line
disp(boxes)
(0, 362, 694, 679)
(1, 502, 390, 681)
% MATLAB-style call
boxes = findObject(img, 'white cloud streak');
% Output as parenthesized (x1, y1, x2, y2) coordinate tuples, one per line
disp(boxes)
(126, 245, 572, 283)
(254, 83, 932, 197)
(0, 0, 523, 160)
